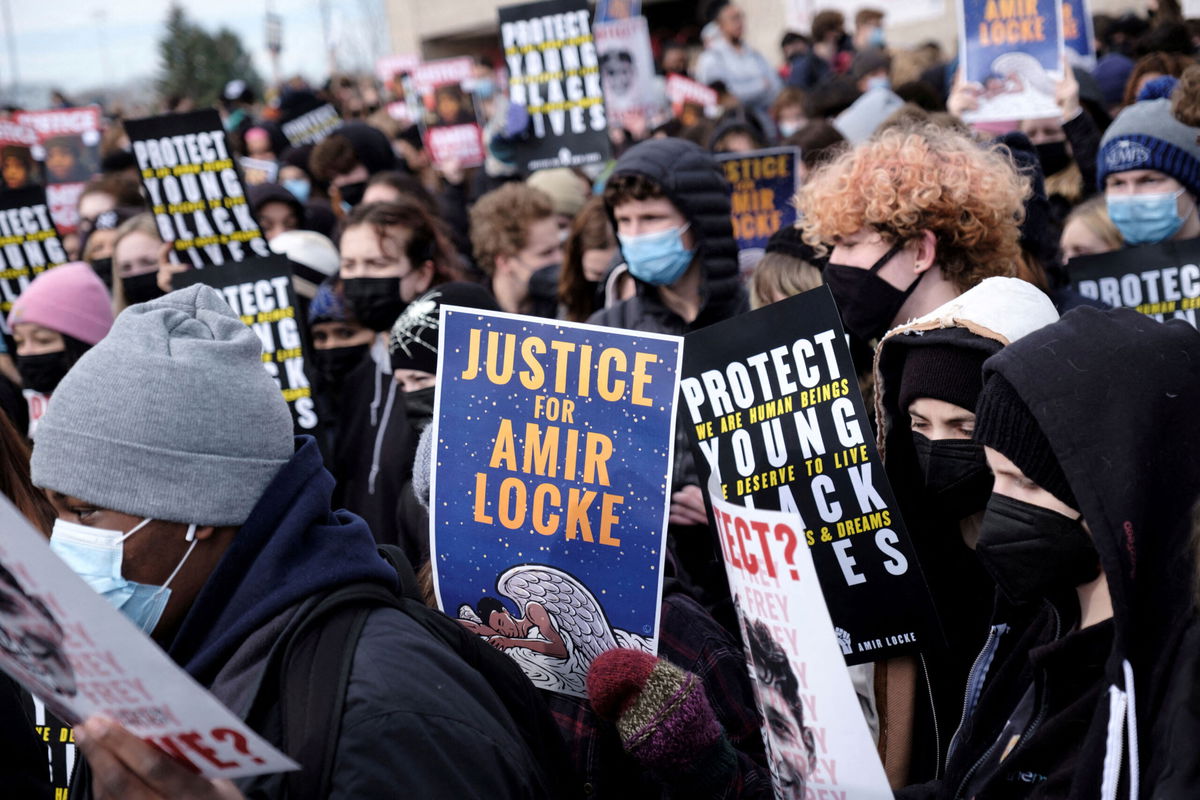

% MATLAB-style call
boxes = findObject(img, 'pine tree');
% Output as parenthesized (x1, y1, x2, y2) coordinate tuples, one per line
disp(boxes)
(157, 4, 263, 108)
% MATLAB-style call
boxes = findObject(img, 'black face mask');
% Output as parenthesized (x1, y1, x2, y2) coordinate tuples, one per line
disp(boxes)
(824, 241, 920, 341)
(17, 352, 71, 394)
(89, 257, 113, 290)
(343, 277, 407, 332)
(912, 433, 994, 522)
(975, 494, 1099, 604)
(338, 181, 367, 208)
(1035, 141, 1071, 178)
(404, 386, 436, 432)
(122, 272, 164, 306)
(313, 343, 370, 390)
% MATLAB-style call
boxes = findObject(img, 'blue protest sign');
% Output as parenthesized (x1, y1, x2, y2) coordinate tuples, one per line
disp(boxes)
(430, 307, 681, 697)
(958, 0, 1065, 121)
(716, 147, 801, 260)
(1062, 0, 1095, 69)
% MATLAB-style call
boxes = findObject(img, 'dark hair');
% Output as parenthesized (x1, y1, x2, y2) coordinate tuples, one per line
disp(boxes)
(602, 172, 667, 209)
(0, 410, 55, 535)
(785, 119, 846, 171)
(1123, 51, 1195, 107)
(811, 10, 845, 42)
(476, 596, 507, 624)
(601, 51, 634, 67)
(80, 172, 144, 208)
(745, 618, 816, 776)
(309, 134, 359, 183)
(343, 199, 461, 285)
(559, 196, 615, 322)
(365, 171, 439, 216)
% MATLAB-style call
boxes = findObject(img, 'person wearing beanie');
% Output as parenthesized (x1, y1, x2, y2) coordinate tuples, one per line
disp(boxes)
(308, 122, 398, 214)
(247, 182, 304, 242)
(748, 226, 825, 310)
(899, 306, 1200, 799)
(872, 277, 1059, 787)
(526, 168, 593, 234)
(306, 279, 374, 463)
(8, 262, 114, 434)
(36, 284, 556, 800)
(1097, 90, 1200, 246)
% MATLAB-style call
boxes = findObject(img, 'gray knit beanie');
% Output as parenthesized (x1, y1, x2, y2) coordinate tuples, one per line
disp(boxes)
(31, 284, 295, 526)
(1097, 98, 1200, 199)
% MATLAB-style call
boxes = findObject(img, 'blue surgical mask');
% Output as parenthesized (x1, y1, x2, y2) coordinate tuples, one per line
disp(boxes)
(869, 27, 886, 48)
(282, 178, 311, 204)
(619, 223, 695, 285)
(866, 75, 891, 92)
(50, 518, 197, 635)
(1107, 188, 1193, 245)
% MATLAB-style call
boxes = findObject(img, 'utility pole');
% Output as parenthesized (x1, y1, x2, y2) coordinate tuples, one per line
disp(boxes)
(94, 9, 113, 90)
(265, 5, 283, 86)
(1, 0, 18, 99)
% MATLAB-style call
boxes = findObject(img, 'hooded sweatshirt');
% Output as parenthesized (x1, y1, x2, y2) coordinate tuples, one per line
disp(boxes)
(873, 278, 1061, 786)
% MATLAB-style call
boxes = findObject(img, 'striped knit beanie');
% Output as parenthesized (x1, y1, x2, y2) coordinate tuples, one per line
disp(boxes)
(1097, 98, 1200, 199)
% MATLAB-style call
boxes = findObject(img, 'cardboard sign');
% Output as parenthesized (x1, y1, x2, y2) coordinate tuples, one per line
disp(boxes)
(707, 484, 893, 799)
(0, 186, 68, 317)
(14, 106, 102, 234)
(716, 147, 800, 257)
(498, 0, 611, 172)
(665, 74, 720, 127)
(594, 16, 663, 131)
(1069, 239, 1200, 328)
(279, 103, 341, 148)
(0, 496, 297, 778)
(958, 0, 1065, 122)
(125, 109, 270, 268)
(376, 52, 421, 85)
(1062, 0, 1095, 69)
(412, 58, 486, 168)
(431, 307, 681, 697)
(680, 288, 940, 665)
(175, 255, 319, 433)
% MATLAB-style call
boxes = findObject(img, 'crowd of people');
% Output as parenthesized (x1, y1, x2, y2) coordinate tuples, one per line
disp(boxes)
(1, 2, 1200, 799)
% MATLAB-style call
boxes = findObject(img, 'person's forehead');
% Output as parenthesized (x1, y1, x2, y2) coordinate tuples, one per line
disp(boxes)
(615, 196, 680, 216)
(1110, 168, 1171, 182)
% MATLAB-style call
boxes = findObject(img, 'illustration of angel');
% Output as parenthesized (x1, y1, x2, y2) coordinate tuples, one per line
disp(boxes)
(456, 564, 651, 696)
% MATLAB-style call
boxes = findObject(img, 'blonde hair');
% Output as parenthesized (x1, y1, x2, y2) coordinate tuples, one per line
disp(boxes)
(797, 124, 1029, 292)
(750, 253, 823, 310)
(1063, 195, 1123, 252)
(469, 183, 554, 276)
(110, 213, 162, 314)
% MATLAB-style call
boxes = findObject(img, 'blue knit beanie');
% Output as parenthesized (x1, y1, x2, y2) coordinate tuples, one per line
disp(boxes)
(1097, 98, 1200, 199)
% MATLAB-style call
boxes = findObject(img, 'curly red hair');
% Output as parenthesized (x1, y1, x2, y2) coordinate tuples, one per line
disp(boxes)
(797, 124, 1029, 291)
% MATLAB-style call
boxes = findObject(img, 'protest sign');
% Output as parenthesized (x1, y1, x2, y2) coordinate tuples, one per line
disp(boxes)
(958, 0, 1065, 122)
(0, 119, 42, 191)
(412, 57, 486, 168)
(681, 288, 939, 665)
(431, 307, 681, 697)
(279, 102, 340, 148)
(595, 0, 640, 22)
(594, 16, 663, 131)
(716, 147, 800, 258)
(376, 52, 421, 85)
(1069, 238, 1200, 329)
(498, 0, 610, 172)
(0, 186, 68, 318)
(125, 109, 270, 267)
(175, 255, 319, 432)
(665, 74, 720, 127)
(238, 156, 279, 186)
(0, 495, 297, 778)
(14, 106, 102, 233)
(707, 483, 893, 799)
(1062, 0, 1095, 69)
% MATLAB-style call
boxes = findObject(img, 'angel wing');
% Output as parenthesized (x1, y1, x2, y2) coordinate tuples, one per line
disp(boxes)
(990, 52, 1055, 95)
(496, 564, 620, 696)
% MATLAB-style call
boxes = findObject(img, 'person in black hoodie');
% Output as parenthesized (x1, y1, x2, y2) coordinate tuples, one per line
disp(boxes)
(591, 137, 747, 628)
(308, 122, 398, 214)
(31, 285, 552, 799)
(900, 306, 1200, 799)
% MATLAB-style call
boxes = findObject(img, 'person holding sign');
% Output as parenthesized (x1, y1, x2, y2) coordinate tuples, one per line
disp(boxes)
(797, 124, 1030, 343)
(898, 307, 1200, 799)
(30, 285, 555, 799)
(873, 278, 1059, 786)
(1097, 76, 1200, 246)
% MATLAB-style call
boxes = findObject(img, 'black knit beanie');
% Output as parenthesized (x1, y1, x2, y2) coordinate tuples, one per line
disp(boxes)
(973, 373, 1077, 510)
(898, 343, 990, 415)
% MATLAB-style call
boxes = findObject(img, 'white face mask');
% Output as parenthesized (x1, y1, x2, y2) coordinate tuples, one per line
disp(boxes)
(50, 517, 197, 634)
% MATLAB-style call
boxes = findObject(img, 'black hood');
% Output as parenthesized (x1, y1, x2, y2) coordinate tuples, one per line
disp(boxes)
(981, 307, 1200, 703)
(332, 122, 397, 176)
(247, 181, 305, 222)
(606, 137, 743, 328)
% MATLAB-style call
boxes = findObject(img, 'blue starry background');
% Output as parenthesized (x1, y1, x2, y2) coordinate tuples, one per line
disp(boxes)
(431, 309, 680, 636)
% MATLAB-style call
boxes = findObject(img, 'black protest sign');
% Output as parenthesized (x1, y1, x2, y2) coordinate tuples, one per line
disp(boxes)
(498, 0, 610, 171)
(1069, 238, 1200, 328)
(176, 256, 319, 433)
(0, 187, 68, 316)
(683, 287, 940, 664)
(280, 103, 340, 148)
(125, 109, 270, 268)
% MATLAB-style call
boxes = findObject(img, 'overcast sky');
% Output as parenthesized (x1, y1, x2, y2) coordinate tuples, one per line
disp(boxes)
(4, 0, 386, 96)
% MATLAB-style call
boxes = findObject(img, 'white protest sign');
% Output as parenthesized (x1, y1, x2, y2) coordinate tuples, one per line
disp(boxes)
(708, 481, 892, 799)
(0, 496, 297, 779)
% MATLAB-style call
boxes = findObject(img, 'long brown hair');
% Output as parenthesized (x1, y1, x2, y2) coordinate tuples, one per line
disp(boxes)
(559, 196, 615, 322)
(0, 412, 55, 535)
(343, 199, 464, 284)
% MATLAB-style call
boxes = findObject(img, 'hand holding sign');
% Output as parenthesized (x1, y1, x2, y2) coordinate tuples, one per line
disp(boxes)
(77, 718, 245, 800)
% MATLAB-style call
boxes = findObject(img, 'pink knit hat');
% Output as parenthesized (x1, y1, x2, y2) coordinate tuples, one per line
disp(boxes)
(8, 262, 113, 346)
